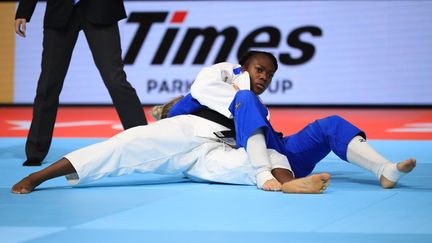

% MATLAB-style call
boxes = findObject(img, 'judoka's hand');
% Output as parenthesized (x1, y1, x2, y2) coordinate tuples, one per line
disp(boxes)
(15, 18, 27, 37)
(262, 178, 282, 191)
(232, 84, 240, 91)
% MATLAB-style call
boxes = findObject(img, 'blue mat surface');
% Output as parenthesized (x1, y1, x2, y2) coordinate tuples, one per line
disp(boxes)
(1, 138, 431, 243)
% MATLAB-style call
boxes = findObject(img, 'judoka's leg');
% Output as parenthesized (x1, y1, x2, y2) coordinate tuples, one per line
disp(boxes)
(262, 115, 362, 192)
(285, 115, 415, 188)
(307, 115, 416, 187)
(347, 136, 416, 188)
(12, 158, 75, 194)
(185, 143, 290, 187)
(13, 127, 156, 194)
(184, 142, 256, 186)
(282, 115, 364, 178)
(12, 116, 206, 193)
(63, 116, 206, 185)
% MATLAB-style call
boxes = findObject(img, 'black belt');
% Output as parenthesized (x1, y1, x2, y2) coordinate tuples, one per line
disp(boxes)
(192, 108, 235, 131)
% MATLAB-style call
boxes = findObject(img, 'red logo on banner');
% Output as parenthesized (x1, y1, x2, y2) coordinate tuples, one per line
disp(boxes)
(171, 11, 188, 23)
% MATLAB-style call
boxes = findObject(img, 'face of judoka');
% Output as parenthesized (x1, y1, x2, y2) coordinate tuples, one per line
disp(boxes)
(242, 54, 276, 95)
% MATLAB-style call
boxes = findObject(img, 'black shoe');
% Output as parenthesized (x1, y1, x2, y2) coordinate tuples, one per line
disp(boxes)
(22, 158, 42, 166)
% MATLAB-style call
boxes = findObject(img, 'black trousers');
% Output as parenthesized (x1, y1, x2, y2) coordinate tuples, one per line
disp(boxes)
(25, 6, 147, 163)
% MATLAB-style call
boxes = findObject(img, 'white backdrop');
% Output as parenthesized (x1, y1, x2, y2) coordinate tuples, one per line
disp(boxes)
(13, 1, 432, 105)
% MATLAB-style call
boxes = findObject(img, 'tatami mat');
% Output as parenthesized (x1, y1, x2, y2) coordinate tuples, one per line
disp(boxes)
(1, 137, 431, 243)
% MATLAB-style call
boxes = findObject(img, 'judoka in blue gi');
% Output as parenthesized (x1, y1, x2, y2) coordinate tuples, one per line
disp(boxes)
(155, 51, 417, 192)
(12, 51, 416, 194)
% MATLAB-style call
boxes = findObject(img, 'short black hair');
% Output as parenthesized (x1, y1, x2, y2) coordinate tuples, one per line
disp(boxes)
(238, 50, 278, 71)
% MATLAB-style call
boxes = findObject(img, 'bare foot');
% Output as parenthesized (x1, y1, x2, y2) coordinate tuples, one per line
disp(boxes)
(380, 158, 416, 189)
(11, 175, 37, 194)
(262, 178, 282, 191)
(281, 173, 331, 194)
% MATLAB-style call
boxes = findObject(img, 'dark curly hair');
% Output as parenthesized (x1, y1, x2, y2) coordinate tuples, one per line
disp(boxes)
(238, 50, 278, 71)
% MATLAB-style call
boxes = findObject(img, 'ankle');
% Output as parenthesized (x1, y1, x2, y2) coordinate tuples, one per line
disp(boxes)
(27, 172, 44, 188)
(381, 164, 403, 183)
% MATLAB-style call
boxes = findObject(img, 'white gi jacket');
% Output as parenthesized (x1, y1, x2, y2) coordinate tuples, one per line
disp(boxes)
(63, 62, 290, 189)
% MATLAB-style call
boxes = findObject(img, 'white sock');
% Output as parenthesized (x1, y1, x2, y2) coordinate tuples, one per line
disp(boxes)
(246, 129, 274, 188)
(347, 136, 403, 182)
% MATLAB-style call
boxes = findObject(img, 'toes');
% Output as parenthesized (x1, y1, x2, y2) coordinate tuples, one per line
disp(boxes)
(11, 185, 20, 194)
(320, 183, 329, 193)
(320, 173, 331, 181)
(11, 187, 24, 194)
(11, 178, 34, 194)
(397, 158, 417, 173)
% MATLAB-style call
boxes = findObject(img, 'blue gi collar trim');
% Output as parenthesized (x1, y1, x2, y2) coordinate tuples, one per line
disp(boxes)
(233, 67, 241, 75)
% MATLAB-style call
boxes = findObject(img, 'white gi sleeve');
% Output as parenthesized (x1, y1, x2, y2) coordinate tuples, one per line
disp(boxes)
(247, 130, 275, 189)
(256, 149, 294, 188)
(256, 171, 276, 189)
(191, 65, 247, 118)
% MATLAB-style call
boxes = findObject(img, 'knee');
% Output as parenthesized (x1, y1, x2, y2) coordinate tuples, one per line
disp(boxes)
(315, 115, 348, 133)
(317, 115, 362, 138)
(324, 115, 345, 124)
(323, 115, 365, 139)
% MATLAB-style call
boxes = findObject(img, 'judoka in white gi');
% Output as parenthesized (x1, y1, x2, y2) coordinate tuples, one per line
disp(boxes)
(12, 51, 416, 194)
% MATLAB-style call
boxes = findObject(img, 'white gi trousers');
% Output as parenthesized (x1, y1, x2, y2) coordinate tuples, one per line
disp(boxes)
(64, 115, 290, 186)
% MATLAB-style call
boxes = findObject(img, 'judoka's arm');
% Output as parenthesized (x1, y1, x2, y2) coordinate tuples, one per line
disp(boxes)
(254, 148, 294, 189)
(246, 130, 278, 190)
(192, 66, 280, 189)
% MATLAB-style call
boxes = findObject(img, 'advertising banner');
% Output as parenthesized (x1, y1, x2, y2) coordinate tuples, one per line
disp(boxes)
(2, 1, 432, 105)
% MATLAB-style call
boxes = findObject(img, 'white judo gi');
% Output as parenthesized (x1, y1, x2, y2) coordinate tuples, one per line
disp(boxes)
(64, 63, 291, 186)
